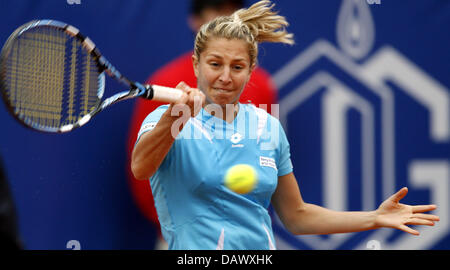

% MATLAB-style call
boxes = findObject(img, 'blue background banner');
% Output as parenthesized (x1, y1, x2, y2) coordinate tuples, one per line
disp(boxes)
(0, 0, 448, 249)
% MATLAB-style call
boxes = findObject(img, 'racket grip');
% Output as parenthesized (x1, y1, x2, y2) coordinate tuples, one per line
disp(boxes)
(147, 84, 184, 103)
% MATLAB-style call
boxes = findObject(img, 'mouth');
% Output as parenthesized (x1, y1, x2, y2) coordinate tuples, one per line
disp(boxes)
(212, 88, 234, 93)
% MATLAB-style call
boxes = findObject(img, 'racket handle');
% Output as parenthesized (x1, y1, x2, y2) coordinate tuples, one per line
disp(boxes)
(147, 84, 184, 103)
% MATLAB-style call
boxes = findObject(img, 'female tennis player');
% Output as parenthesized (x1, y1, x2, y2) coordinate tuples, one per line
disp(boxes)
(131, 0, 439, 250)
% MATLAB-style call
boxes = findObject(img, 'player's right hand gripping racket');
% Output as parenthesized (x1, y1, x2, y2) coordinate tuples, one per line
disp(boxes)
(0, 20, 183, 133)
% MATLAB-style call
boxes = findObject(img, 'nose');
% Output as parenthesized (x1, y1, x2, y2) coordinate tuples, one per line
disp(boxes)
(218, 67, 232, 84)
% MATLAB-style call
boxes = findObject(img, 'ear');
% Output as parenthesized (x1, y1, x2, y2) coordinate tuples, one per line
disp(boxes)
(192, 54, 199, 78)
(249, 63, 256, 74)
(245, 63, 255, 83)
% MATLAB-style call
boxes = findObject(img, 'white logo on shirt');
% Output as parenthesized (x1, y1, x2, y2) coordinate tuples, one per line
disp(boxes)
(260, 156, 277, 171)
(138, 122, 157, 138)
(230, 133, 243, 144)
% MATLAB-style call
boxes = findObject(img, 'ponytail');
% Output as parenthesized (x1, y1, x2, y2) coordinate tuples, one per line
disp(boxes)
(194, 0, 294, 66)
(234, 0, 294, 45)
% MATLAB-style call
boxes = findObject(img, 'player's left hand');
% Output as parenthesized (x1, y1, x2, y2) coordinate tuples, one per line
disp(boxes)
(374, 187, 440, 235)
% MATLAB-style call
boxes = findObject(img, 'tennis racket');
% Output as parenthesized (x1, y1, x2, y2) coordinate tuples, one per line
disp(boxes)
(0, 20, 183, 133)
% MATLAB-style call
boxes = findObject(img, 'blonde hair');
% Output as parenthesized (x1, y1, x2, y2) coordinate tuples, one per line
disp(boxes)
(193, 0, 294, 67)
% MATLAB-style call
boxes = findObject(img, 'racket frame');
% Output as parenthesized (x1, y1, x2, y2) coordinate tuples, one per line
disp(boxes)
(0, 19, 175, 133)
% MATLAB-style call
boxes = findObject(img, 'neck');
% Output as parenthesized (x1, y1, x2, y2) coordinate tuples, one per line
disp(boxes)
(204, 102, 239, 123)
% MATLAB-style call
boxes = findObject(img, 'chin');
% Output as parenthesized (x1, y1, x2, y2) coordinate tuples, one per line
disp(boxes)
(209, 95, 235, 106)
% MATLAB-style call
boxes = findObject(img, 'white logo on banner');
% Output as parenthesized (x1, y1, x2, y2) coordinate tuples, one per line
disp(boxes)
(273, 0, 449, 250)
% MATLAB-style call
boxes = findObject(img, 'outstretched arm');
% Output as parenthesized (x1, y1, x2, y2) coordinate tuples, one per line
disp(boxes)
(271, 173, 439, 235)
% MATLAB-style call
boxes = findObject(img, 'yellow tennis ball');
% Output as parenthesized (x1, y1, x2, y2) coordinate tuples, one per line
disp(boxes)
(224, 164, 258, 194)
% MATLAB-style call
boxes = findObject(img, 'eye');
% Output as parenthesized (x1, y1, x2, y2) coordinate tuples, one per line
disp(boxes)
(233, 65, 245, 71)
(209, 62, 220, 67)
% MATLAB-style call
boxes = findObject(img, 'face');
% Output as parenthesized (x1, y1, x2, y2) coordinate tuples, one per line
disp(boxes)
(193, 37, 253, 106)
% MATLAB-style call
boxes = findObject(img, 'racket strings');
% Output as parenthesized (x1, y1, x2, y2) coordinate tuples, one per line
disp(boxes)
(3, 26, 101, 130)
